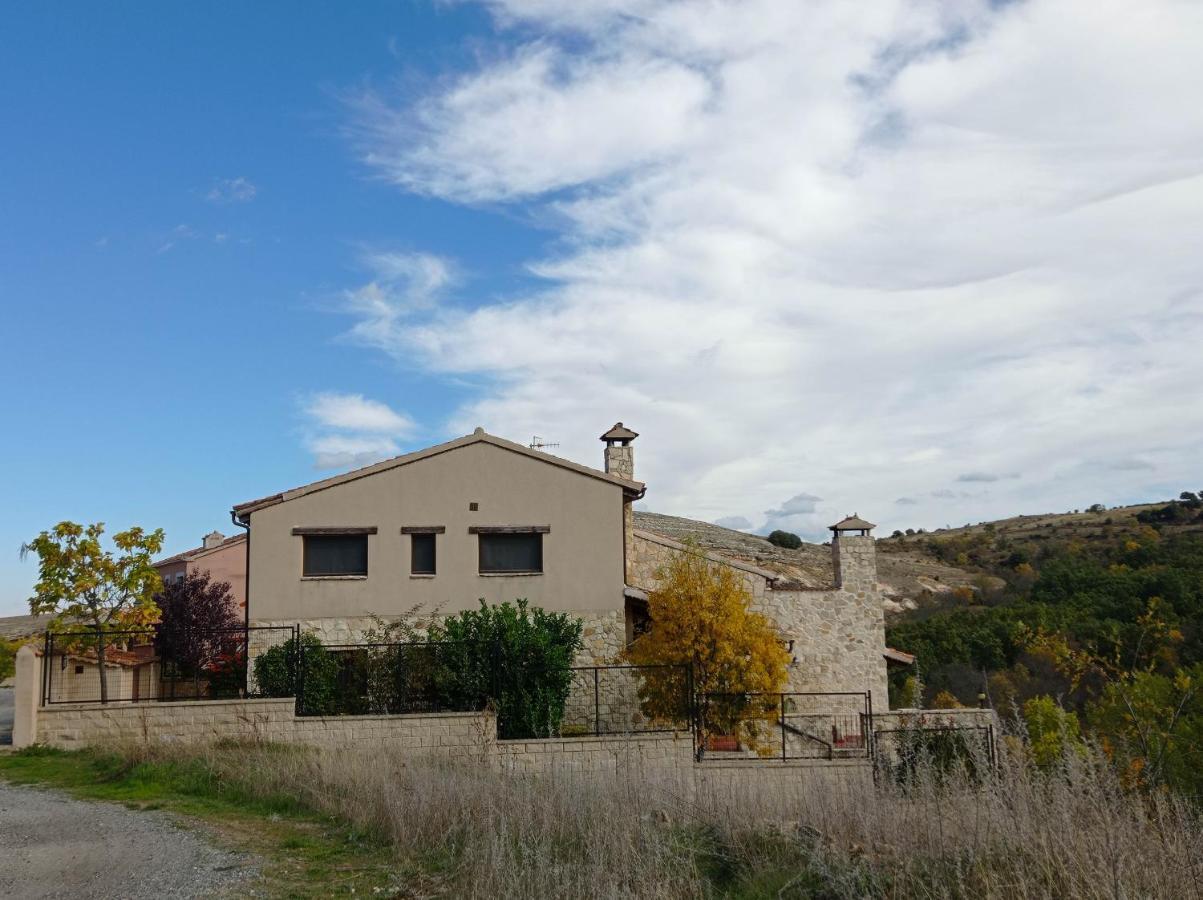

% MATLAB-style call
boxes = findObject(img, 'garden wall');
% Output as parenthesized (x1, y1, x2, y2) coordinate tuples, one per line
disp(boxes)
(497, 732, 693, 774)
(33, 696, 494, 756)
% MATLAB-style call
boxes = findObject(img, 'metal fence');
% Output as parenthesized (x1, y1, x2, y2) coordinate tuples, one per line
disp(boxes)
(696, 691, 874, 761)
(872, 723, 997, 780)
(293, 637, 691, 738)
(560, 664, 692, 737)
(295, 641, 480, 717)
(42, 626, 297, 705)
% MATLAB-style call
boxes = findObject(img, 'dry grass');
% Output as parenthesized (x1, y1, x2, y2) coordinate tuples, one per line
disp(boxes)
(113, 738, 1203, 899)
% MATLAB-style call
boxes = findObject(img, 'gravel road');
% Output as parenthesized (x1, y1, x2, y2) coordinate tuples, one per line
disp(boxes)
(0, 781, 257, 899)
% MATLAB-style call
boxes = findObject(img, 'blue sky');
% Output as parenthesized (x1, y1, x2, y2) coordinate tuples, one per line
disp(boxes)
(0, 2, 535, 611)
(3, 1, 1202, 614)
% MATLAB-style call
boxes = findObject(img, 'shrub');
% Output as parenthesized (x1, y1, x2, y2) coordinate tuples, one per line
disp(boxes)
(252, 633, 340, 715)
(766, 530, 802, 549)
(1022, 695, 1083, 768)
(0, 639, 20, 682)
(429, 600, 583, 739)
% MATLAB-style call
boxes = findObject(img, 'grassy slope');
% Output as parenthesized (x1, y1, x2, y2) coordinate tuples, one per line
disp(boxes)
(0, 746, 402, 899)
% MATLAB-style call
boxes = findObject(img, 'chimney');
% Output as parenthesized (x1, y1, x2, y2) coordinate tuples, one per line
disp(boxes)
(202, 530, 226, 550)
(829, 514, 877, 589)
(600, 422, 638, 480)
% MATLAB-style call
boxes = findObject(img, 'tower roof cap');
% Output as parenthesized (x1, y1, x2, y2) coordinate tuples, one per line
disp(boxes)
(830, 514, 876, 533)
(600, 422, 639, 442)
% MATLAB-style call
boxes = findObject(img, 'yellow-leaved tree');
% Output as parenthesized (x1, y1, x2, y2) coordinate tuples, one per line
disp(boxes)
(624, 544, 790, 753)
(22, 521, 164, 703)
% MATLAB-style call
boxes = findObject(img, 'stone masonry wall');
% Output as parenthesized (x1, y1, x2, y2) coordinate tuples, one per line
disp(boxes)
(628, 530, 889, 709)
(497, 732, 693, 774)
(35, 697, 494, 755)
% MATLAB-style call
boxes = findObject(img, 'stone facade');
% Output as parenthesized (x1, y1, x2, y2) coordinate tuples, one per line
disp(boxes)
(628, 529, 889, 707)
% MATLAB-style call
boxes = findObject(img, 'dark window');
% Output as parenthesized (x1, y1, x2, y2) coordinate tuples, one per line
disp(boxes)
(411, 533, 436, 575)
(479, 532, 543, 574)
(303, 534, 368, 577)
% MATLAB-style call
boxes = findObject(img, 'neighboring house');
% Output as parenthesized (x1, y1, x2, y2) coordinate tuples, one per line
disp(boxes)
(41, 644, 158, 703)
(231, 424, 891, 704)
(154, 530, 248, 611)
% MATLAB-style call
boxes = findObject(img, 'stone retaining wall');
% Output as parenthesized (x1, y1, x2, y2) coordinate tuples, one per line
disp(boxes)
(34, 696, 493, 756)
(497, 732, 693, 774)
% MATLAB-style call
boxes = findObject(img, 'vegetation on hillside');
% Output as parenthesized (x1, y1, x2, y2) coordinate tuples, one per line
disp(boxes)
(886, 493, 1203, 797)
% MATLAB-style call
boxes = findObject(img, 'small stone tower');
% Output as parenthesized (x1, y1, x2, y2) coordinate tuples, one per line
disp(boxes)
(600, 422, 638, 481)
(830, 514, 877, 591)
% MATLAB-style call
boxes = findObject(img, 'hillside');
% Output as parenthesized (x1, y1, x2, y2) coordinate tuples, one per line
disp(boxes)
(638, 496, 1203, 622)
(634, 510, 978, 614)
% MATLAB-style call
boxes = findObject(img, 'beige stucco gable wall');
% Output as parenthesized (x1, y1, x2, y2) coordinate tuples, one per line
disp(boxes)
(247, 441, 627, 623)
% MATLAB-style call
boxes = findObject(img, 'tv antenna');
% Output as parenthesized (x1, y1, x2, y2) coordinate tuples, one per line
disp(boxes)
(529, 435, 560, 451)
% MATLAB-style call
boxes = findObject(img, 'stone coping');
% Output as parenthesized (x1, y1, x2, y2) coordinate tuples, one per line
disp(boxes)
(299, 710, 492, 724)
(39, 697, 295, 712)
(696, 758, 871, 770)
(38, 697, 488, 726)
(497, 731, 686, 747)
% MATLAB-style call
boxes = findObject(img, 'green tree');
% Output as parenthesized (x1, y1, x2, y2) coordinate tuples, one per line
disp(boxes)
(429, 600, 582, 739)
(1022, 695, 1084, 768)
(766, 530, 802, 550)
(22, 521, 164, 703)
(1088, 664, 1203, 797)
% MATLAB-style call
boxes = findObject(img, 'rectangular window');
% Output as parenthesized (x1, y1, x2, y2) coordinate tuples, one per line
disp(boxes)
(478, 532, 543, 574)
(302, 534, 368, 577)
(410, 533, 436, 575)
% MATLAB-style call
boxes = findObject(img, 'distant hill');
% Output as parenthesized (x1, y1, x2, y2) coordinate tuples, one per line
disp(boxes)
(634, 511, 978, 615)
(638, 496, 1203, 622)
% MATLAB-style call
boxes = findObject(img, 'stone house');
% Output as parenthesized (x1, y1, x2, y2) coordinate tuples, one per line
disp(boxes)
(229, 423, 891, 707)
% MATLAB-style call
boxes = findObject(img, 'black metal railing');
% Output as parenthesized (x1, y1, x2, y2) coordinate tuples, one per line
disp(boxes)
(292, 637, 692, 739)
(559, 664, 692, 737)
(872, 723, 997, 780)
(41, 626, 296, 705)
(695, 691, 874, 761)
(294, 640, 478, 717)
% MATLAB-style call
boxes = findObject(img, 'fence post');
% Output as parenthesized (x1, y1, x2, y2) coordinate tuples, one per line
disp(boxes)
(41, 632, 51, 706)
(294, 626, 304, 715)
(780, 693, 787, 761)
(865, 690, 873, 760)
(593, 667, 601, 737)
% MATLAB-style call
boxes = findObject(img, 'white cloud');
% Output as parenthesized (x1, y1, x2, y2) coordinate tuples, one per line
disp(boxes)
(205, 177, 257, 204)
(300, 392, 417, 470)
(338, 251, 455, 357)
(956, 472, 1019, 483)
(713, 515, 753, 531)
(304, 392, 417, 434)
(306, 434, 403, 470)
(337, 0, 1203, 532)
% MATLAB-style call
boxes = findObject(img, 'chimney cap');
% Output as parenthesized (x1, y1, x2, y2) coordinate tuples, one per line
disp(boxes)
(600, 422, 639, 443)
(830, 514, 876, 533)
(202, 530, 227, 549)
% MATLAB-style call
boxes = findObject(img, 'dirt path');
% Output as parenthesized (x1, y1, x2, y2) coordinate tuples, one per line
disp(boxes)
(0, 781, 257, 899)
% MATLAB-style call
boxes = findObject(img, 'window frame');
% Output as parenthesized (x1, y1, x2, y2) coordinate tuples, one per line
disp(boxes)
(293, 527, 375, 579)
(472, 526, 548, 575)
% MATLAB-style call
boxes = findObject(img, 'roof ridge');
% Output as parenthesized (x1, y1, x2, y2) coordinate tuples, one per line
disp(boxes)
(233, 429, 644, 516)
